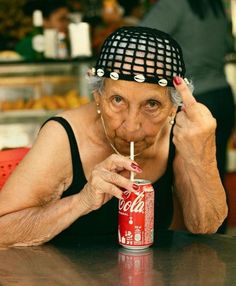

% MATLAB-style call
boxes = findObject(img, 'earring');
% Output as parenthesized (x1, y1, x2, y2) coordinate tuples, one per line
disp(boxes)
(96, 103, 101, 115)
(169, 116, 175, 125)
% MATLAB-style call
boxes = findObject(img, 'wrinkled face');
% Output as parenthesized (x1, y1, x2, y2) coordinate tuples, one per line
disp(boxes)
(44, 7, 69, 34)
(94, 79, 176, 156)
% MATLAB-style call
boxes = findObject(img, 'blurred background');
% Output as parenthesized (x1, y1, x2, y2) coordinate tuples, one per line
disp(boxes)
(0, 0, 150, 53)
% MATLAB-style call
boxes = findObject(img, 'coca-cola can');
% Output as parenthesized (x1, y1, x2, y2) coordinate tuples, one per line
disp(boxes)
(118, 248, 153, 286)
(118, 179, 154, 250)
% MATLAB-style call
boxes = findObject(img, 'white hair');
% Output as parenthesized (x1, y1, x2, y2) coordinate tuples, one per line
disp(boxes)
(87, 75, 194, 107)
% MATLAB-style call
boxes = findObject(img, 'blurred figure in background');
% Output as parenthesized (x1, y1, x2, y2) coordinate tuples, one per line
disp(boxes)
(15, 0, 70, 60)
(92, 0, 144, 54)
(140, 0, 236, 233)
(117, 0, 144, 25)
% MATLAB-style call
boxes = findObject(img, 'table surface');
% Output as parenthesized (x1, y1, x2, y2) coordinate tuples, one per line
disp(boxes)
(0, 230, 236, 286)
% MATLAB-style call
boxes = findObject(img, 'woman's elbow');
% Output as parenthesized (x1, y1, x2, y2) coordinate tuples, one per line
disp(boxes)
(185, 205, 228, 234)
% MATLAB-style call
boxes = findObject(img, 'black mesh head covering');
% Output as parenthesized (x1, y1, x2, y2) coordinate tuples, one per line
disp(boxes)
(95, 26, 186, 87)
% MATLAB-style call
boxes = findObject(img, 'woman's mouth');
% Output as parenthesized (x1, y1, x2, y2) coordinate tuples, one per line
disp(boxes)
(114, 137, 146, 155)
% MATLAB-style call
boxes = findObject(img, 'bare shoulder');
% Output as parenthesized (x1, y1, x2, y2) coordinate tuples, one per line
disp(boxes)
(58, 102, 96, 124)
(56, 102, 108, 178)
(29, 104, 98, 186)
(0, 109, 83, 216)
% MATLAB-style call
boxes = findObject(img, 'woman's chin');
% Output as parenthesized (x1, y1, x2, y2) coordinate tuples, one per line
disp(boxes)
(115, 141, 149, 156)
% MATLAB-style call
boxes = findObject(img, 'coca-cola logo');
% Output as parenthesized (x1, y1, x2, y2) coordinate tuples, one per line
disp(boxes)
(119, 191, 144, 213)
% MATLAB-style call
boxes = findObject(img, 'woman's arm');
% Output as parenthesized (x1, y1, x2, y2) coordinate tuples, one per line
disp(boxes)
(171, 77, 228, 233)
(0, 192, 92, 247)
(0, 120, 139, 247)
(173, 155, 227, 234)
(0, 120, 88, 247)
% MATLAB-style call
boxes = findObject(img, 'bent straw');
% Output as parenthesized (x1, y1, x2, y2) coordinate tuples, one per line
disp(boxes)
(130, 141, 135, 181)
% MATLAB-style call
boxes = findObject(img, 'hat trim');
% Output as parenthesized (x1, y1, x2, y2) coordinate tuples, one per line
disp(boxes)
(95, 68, 175, 87)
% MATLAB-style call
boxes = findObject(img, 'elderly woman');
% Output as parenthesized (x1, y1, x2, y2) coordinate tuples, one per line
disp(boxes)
(0, 26, 227, 247)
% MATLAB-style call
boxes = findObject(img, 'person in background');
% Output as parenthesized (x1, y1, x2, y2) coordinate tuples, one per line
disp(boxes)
(0, 26, 228, 247)
(15, 0, 70, 60)
(92, 0, 124, 54)
(140, 0, 236, 233)
(92, 0, 144, 54)
(117, 0, 144, 25)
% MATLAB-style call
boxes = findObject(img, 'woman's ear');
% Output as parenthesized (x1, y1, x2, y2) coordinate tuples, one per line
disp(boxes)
(169, 109, 177, 125)
(170, 106, 178, 117)
(93, 90, 101, 105)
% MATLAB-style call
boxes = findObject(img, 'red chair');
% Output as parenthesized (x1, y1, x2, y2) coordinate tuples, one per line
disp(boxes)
(0, 147, 30, 190)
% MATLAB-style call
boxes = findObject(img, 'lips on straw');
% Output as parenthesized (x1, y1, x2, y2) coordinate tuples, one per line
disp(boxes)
(130, 141, 135, 181)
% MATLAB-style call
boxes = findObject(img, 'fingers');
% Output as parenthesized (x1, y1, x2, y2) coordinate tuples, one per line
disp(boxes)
(81, 154, 143, 211)
(92, 176, 124, 200)
(102, 154, 142, 174)
(173, 76, 196, 111)
(91, 168, 136, 199)
(86, 154, 142, 206)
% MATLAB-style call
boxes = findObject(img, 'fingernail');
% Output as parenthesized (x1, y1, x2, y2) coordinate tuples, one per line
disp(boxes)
(131, 163, 142, 172)
(132, 184, 139, 190)
(173, 76, 182, 86)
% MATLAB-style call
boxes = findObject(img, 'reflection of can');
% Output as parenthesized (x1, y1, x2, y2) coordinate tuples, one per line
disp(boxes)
(118, 248, 153, 286)
(118, 179, 154, 250)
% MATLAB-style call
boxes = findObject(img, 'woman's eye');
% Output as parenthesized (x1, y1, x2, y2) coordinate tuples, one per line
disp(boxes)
(146, 100, 159, 109)
(112, 96, 123, 104)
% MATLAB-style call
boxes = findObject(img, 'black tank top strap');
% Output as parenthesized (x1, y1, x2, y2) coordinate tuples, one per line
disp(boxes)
(166, 123, 175, 178)
(41, 117, 85, 188)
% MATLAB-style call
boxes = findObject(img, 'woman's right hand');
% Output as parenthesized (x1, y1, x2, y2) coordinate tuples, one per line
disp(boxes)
(79, 154, 142, 211)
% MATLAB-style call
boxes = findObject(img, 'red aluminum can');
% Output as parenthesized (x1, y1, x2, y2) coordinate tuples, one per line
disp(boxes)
(118, 248, 153, 286)
(118, 179, 154, 250)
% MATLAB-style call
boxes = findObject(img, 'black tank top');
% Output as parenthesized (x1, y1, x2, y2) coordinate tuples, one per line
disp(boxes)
(43, 117, 175, 238)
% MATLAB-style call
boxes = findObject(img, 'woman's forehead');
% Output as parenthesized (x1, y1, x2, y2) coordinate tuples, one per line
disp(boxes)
(103, 79, 168, 98)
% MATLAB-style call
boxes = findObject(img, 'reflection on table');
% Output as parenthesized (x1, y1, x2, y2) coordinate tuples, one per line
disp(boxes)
(0, 230, 235, 285)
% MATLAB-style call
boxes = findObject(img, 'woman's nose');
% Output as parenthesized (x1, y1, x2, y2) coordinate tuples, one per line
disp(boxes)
(123, 109, 141, 132)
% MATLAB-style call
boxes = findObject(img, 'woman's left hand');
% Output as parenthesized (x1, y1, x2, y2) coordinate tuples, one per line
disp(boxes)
(171, 76, 227, 234)
(172, 76, 217, 166)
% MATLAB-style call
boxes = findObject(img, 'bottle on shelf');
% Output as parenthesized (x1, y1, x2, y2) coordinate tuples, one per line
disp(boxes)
(57, 32, 69, 59)
(69, 22, 92, 58)
(44, 28, 57, 59)
(32, 10, 45, 60)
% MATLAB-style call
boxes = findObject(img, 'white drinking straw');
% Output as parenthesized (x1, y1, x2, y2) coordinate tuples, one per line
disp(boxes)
(130, 141, 135, 181)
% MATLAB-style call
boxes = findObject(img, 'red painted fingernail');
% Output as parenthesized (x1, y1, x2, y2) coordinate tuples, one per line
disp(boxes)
(173, 76, 182, 86)
(132, 184, 139, 190)
(131, 163, 142, 172)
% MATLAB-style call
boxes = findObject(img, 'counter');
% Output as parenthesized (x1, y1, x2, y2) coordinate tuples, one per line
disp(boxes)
(0, 230, 236, 285)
